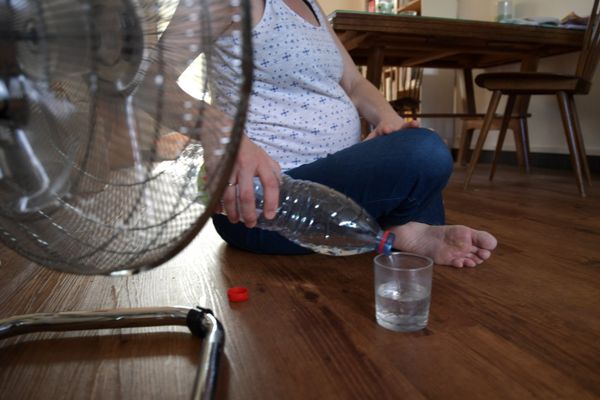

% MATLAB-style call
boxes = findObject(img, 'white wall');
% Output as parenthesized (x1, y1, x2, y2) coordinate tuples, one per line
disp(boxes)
(318, 0, 364, 14)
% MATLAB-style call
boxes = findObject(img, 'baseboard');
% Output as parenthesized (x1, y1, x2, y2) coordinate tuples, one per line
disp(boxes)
(452, 149, 600, 173)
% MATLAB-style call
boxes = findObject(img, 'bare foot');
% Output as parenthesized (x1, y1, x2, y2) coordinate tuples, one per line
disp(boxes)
(390, 222, 498, 268)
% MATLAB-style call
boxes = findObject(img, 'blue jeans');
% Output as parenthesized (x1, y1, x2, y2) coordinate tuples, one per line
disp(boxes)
(212, 128, 453, 254)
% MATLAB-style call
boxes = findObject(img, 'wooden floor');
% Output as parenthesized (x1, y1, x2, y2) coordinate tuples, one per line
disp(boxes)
(0, 165, 599, 399)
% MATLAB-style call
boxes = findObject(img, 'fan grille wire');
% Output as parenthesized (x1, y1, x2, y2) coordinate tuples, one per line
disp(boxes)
(0, 0, 253, 274)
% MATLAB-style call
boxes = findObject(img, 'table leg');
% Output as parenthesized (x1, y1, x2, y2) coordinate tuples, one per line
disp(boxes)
(366, 46, 385, 89)
(463, 68, 476, 114)
(456, 69, 477, 165)
(362, 46, 385, 136)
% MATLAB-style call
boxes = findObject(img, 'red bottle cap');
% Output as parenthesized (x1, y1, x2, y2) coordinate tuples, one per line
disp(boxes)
(227, 287, 249, 302)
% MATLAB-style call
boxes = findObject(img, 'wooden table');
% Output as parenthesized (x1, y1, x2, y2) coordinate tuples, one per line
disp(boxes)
(330, 11, 585, 114)
(1, 167, 600, 399)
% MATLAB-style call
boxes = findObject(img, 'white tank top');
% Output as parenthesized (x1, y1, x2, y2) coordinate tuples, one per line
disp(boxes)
(214, 0, 361, 171)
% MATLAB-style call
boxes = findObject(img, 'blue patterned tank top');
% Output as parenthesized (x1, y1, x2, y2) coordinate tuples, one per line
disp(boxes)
(214, 0, 361, 170)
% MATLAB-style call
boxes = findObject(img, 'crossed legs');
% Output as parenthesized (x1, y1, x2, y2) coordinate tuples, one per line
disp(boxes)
(213, 128, 497, 267)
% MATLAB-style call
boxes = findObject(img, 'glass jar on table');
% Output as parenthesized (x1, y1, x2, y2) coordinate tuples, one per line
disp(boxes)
(376, 0, 395, 14)
(496, 0, 513, 22)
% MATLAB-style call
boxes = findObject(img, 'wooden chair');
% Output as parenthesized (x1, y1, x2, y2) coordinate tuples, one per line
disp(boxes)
(389, 67, 423, 118)
(463, 0, 600, 196)
(456, 114, 528, 167)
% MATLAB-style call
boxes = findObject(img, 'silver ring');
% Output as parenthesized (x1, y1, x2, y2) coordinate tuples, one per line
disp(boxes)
(227, 182, 236, 187)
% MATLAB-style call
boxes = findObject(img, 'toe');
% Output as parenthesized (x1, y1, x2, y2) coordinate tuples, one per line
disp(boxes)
(463, 258, 477, 267)
(474, 230, 498, 251)
(467, 253, 484, 264)
(476, 248, 492, 260)
(451, 258, 466, 268)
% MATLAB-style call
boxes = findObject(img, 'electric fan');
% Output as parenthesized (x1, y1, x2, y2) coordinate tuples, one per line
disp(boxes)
(0, 0, 252, 398)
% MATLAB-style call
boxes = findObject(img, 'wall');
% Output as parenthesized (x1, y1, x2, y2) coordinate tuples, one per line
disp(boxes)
(318, 0, 364, 14)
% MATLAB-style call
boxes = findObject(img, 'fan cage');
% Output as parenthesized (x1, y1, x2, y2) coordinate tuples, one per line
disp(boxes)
(0, 0, 253, 275)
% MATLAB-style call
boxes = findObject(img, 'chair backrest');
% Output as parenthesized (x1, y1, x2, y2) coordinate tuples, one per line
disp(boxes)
(576, 0, 600, 82)
(391, 67, 422, 106)
(399, 67, 423, 102)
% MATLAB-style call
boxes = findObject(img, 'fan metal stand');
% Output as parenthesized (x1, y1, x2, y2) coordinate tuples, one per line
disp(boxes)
(0, 306, 224, 400)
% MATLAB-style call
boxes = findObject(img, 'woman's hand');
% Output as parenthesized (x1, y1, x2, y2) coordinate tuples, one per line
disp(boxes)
(364, 117, 420, 141)
(221, 134, 281, 228)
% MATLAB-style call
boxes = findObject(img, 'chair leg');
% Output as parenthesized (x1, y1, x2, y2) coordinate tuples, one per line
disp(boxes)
(490, 94, 517, 181)
(457, 127, 474, 166)
(464, 90, 502, 190)
(517, 116, 531, 173)
(556, 92, 586, 197)
(568, 95, 592, 186)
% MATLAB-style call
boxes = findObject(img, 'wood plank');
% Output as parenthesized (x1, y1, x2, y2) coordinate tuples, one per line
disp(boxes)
(330, 12, 584, 48)
(330, 12, 584, 69)
(403, 50, 460, 67)
(338, 32, 370, 52)
(0, 167, 599, 399)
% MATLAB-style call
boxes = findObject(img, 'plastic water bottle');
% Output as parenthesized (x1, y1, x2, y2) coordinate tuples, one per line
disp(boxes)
(227, 174, 395, 256)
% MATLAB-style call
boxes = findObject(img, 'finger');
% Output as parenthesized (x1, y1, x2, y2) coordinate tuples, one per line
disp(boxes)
(236, 169, 258, 228)
(409, 120, 420, 128)
(271, 158, 282, 176)
(401, 120, 419, 130)
(259, 167, 281, 220)
(364, 131, 377, 141)
(222, 174, 239, 223)
(382, 124, 399, 134)
(212, 200, 224, 214)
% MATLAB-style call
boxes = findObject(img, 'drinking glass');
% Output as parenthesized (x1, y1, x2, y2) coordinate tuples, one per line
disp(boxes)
(374, 252, 433, 332)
